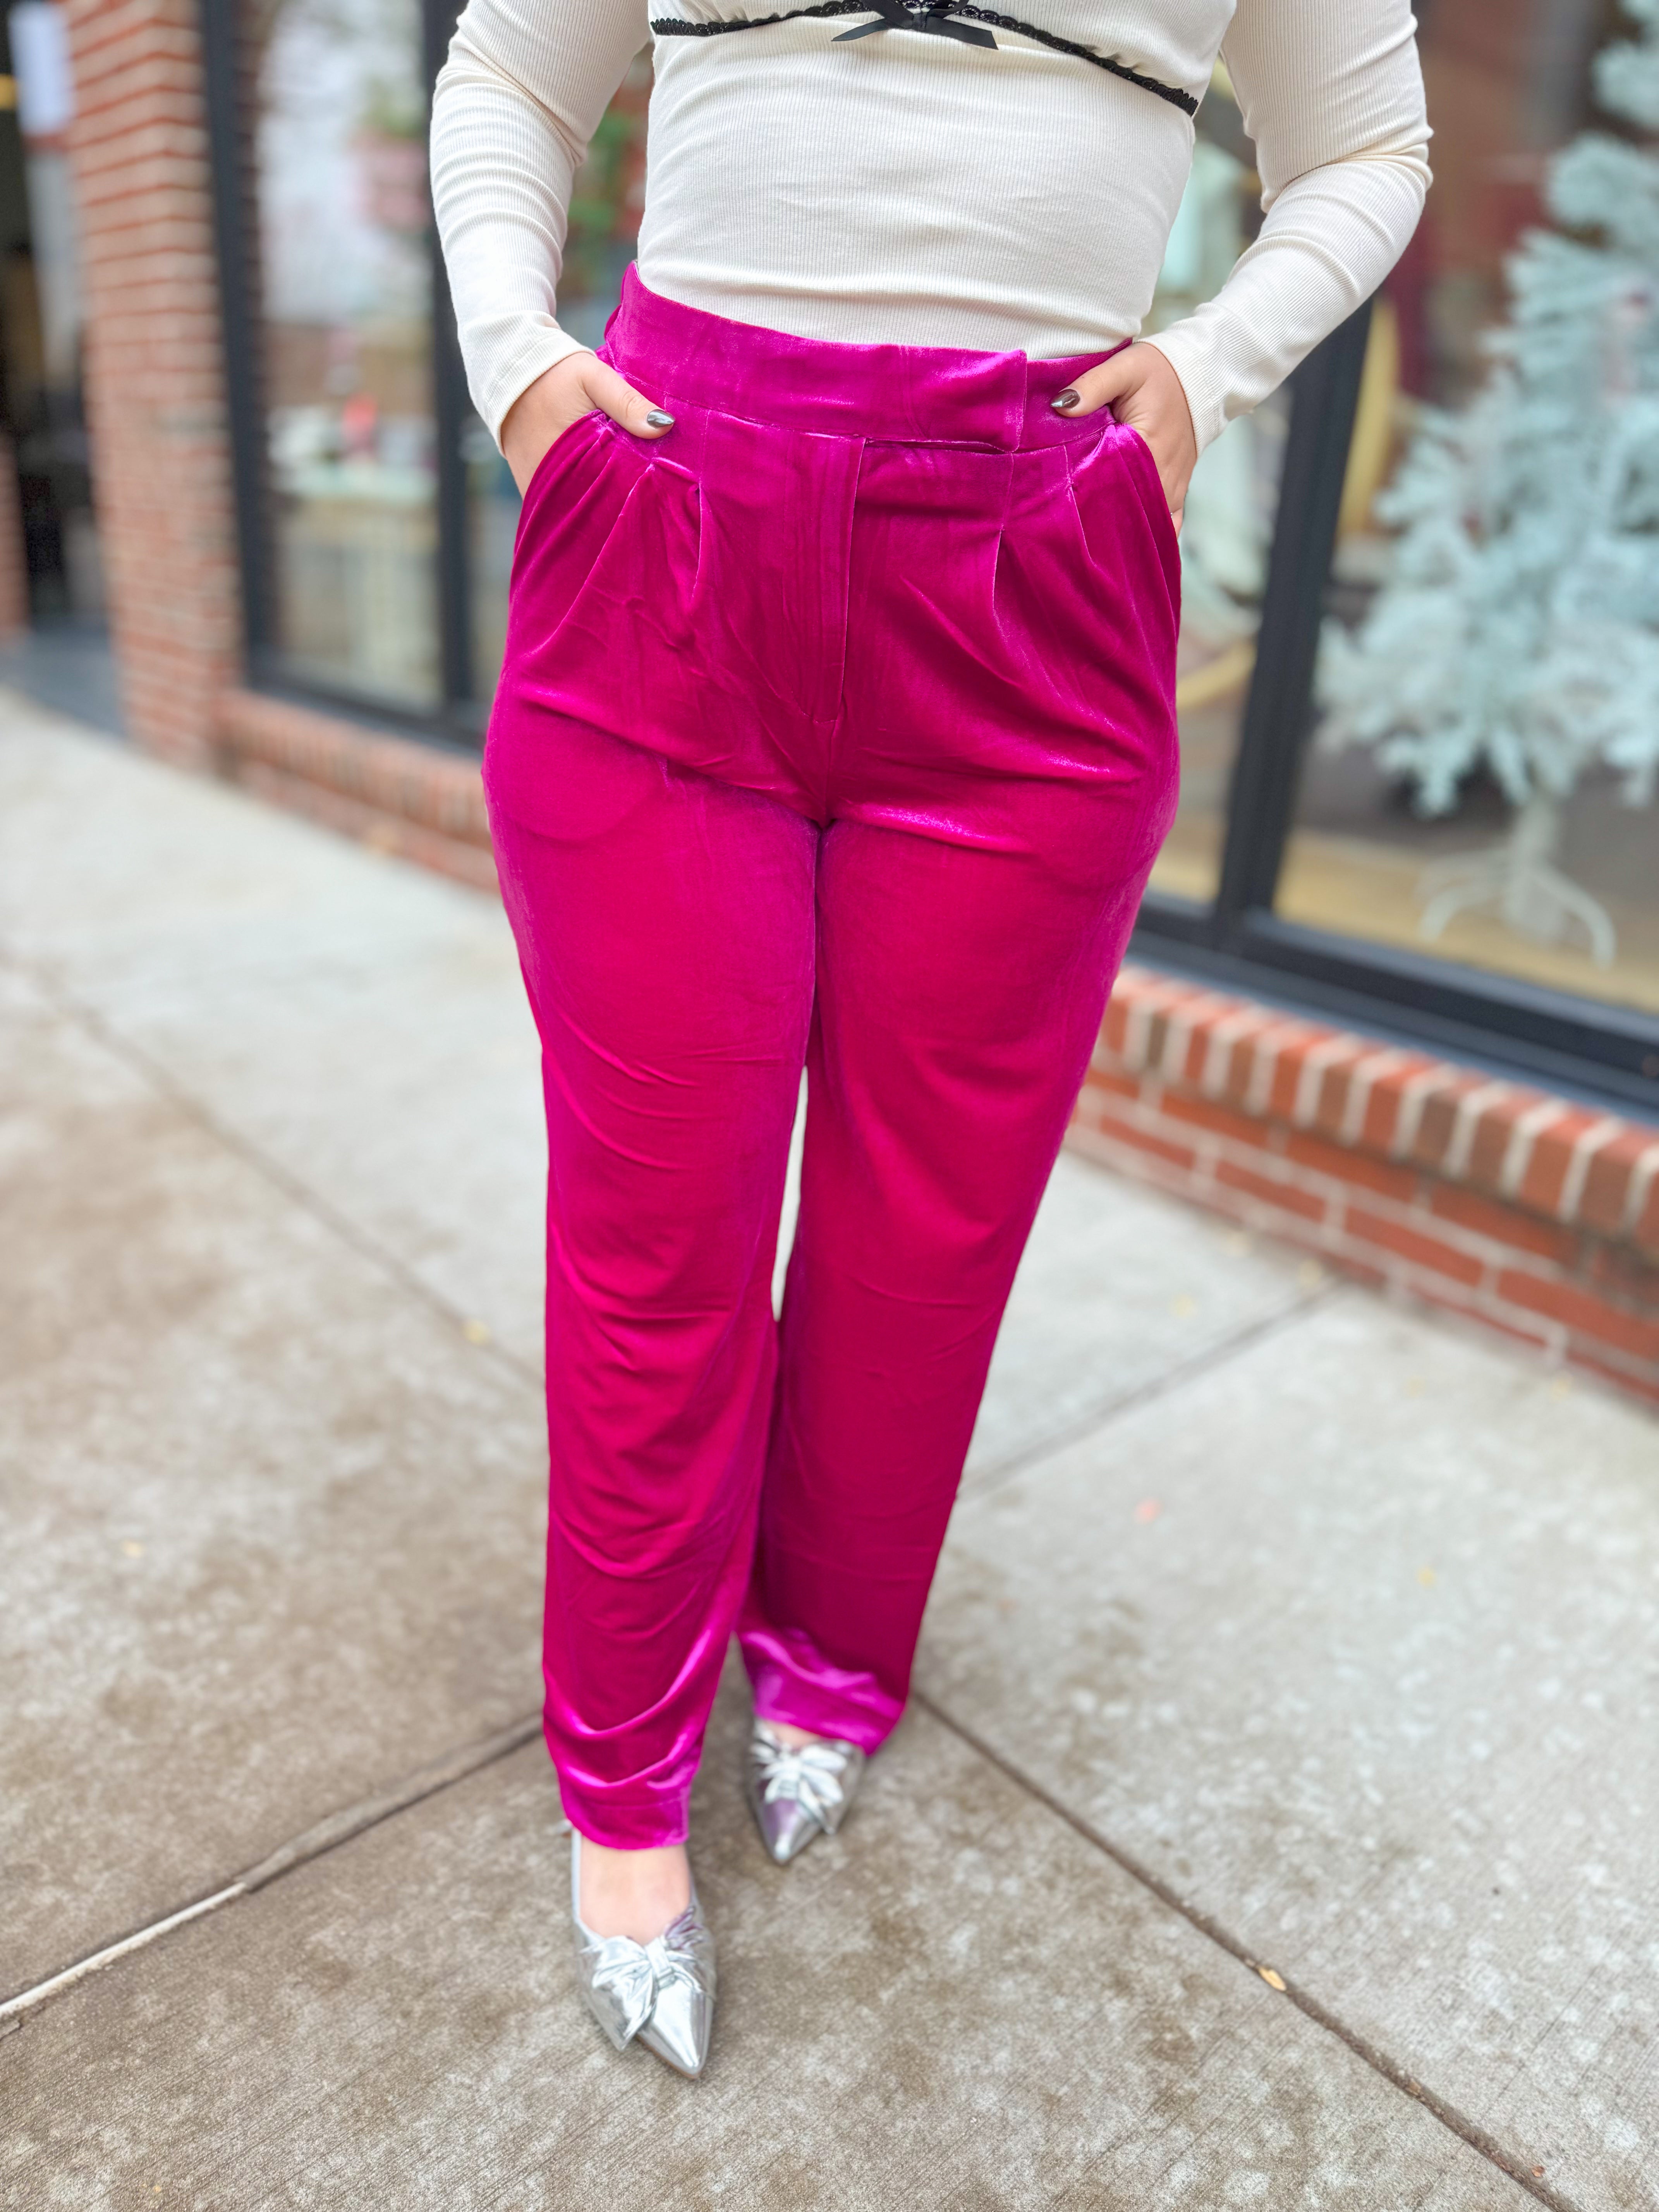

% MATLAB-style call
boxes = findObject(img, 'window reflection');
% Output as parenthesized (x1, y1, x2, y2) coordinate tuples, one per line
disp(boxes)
(254, 0, 440, 712)
(1281, 0, 1659, 1017)
(1144, 63, 1292, 907)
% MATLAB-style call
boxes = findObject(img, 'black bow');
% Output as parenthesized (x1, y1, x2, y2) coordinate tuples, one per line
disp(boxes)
(833, 0, 996, 47)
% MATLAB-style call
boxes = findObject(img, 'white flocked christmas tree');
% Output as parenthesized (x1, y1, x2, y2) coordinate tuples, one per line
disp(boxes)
(1315, 0, 1659, 966)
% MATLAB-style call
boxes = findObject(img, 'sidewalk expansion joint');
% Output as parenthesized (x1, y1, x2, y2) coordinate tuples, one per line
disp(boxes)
(967, 1282, 1341, 1501)
(912, 1690, 1585, 2212)
(0, 1714, 549, 2033)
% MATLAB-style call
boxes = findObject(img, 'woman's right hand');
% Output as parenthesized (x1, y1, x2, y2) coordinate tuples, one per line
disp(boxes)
(500, 351, 675, 495)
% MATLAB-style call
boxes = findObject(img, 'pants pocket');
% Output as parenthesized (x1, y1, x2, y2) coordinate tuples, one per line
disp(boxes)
(492, 419, 707, 786)
(1068, 421, 1182, 624)
(508, 412, 702, 650)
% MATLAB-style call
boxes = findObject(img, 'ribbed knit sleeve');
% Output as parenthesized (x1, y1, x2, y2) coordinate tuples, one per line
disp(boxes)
(1142, 0, 1431, 452)
(431, 0, 649, 439)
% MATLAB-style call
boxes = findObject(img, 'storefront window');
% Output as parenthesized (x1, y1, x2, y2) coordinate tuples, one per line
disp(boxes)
(1278, 0, 1659, 1017)
(252, 0, 440, 712)
(1144, 63, 1293, 907)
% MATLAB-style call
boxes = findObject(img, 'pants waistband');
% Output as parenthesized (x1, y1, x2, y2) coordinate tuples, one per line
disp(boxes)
(603, 266, 1128, 452)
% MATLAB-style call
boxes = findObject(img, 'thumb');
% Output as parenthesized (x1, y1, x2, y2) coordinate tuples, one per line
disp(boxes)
(580, 354, 676, 440)
(1051, 343, 1143, 422)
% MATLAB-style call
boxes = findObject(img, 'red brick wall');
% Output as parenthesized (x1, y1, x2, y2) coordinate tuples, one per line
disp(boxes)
(1070, 969, 1659, 1405)
(64, 0, 239, 766)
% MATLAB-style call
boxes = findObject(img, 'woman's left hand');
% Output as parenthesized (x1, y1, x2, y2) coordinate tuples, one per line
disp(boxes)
(1053, 344, 1198, 538)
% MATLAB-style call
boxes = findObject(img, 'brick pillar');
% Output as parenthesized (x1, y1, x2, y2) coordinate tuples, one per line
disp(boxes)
(63, 0, 240, 766)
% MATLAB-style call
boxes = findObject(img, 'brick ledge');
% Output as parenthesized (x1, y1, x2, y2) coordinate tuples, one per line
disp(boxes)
(1069, 964, 1659, 1404)
(215, 688, 495, 892)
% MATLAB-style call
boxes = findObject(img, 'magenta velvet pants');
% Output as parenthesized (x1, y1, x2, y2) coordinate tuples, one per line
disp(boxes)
(484, 270, 1180, 1848)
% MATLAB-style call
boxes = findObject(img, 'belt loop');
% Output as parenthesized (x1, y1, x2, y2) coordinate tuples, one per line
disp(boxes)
(1012, 359, 1032, 453)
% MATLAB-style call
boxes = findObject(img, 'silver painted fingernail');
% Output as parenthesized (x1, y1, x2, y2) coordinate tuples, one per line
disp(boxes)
(646, 409, 675, 428)
(1051, 389, 1081, 412)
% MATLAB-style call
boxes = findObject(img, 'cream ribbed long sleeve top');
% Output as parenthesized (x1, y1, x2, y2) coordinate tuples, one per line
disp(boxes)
(431, 0, 1431, 454)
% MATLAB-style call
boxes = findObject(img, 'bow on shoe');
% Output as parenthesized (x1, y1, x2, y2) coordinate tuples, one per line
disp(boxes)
(833, 0, 997, 47)
(754, 1736, 853, 1828)
(579, 1915, 710, 2051)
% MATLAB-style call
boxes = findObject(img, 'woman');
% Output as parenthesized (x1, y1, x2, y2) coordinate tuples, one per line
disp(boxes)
(432, 0, 1429, 2076)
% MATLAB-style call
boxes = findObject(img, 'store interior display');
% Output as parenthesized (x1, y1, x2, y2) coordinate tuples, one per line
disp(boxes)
(1313, 0, 1659, 987)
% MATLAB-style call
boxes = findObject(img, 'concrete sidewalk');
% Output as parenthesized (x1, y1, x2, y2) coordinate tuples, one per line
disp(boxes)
(2, 694, 1653, 2212)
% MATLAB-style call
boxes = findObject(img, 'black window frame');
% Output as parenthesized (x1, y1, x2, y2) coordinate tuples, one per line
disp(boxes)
(203, 0, 1659, 1110)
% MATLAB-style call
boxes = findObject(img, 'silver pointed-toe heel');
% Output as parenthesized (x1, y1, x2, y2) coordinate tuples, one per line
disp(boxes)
(745, 1719, 866, 1866)
(569, 1832, 716, 2077)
